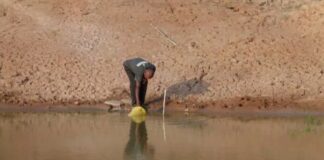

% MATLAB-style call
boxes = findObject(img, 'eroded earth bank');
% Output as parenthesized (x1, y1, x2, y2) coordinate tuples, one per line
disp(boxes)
(0, 0, 323, 111)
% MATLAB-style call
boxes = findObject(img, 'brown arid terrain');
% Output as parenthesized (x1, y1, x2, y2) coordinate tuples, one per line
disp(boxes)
(0, 0, 323, 111)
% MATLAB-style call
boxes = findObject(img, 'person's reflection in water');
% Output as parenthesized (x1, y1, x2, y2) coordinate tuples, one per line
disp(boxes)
(124, 120, 155, 160)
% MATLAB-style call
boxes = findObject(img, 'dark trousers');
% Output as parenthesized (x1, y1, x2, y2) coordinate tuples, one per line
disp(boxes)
(123, 65, 147, 106)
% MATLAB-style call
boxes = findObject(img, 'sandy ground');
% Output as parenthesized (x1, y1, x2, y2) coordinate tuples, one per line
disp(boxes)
(0, 0, 323, 111)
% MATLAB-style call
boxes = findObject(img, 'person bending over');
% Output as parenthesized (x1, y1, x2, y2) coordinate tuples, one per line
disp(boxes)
(123, 58, 156, 109)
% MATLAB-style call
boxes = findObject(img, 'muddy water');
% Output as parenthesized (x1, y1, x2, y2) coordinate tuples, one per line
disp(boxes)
(0, 112, 323, 160)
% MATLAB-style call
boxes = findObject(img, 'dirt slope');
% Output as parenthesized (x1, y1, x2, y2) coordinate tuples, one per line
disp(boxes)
(0, 0, 323, 110)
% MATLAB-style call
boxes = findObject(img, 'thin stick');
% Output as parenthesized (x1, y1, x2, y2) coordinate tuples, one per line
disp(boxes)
(162, 116, 167, 141)
(163, 89, 167, 116)
(151, 24, 177, 46)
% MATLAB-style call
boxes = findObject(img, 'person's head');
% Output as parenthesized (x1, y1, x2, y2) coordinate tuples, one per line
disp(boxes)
(144, 69, 154, 80)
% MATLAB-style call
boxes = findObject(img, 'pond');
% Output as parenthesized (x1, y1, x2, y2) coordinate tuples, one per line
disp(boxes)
(0, 112, 323, 160)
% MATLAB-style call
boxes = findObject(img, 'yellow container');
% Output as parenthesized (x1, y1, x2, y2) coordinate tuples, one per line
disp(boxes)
(130, 115, 146, 124)
(128, 106, 147, 117)
(128, 106, 147, 123)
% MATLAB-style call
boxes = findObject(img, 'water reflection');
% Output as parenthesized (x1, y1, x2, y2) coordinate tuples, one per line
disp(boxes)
(124, 121, 155, 160)
(0, 113, 323, 160)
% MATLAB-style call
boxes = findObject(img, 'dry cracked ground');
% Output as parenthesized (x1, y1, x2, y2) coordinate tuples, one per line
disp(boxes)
(0, 0, 323, 110)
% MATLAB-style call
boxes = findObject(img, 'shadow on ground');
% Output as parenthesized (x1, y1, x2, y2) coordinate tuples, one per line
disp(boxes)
(146, 77, 209, 106)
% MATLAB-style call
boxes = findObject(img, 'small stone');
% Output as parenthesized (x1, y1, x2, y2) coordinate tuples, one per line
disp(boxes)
(300, 5, 309, 10)
(121, 98, 131, 105)
(30, 95, 40, 102)
(104, 100, 122, 107)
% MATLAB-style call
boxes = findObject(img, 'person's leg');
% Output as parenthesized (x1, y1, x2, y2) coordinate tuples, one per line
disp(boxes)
(139, 81, 148, 106)
(129, 80, 136, 106)
(124, 66, 136, 106)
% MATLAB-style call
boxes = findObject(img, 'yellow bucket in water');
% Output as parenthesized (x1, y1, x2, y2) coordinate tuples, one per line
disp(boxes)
(130, 114, 146, 124)
(128, 106, 146, 117)
(128, 106, 146, 123)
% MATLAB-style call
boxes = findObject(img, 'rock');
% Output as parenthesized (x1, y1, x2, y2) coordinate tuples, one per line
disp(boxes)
(29, 95, 40, 102)
(121, 98, 131, 105)
(104, 100, 122, 107)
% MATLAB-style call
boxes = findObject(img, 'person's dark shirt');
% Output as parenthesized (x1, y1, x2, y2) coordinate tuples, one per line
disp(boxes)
(123, 58, 156, 82)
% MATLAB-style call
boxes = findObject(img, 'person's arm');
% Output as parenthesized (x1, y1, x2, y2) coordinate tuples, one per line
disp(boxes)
(135, 81, 141, 106)
(134, 69, 144, 106)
